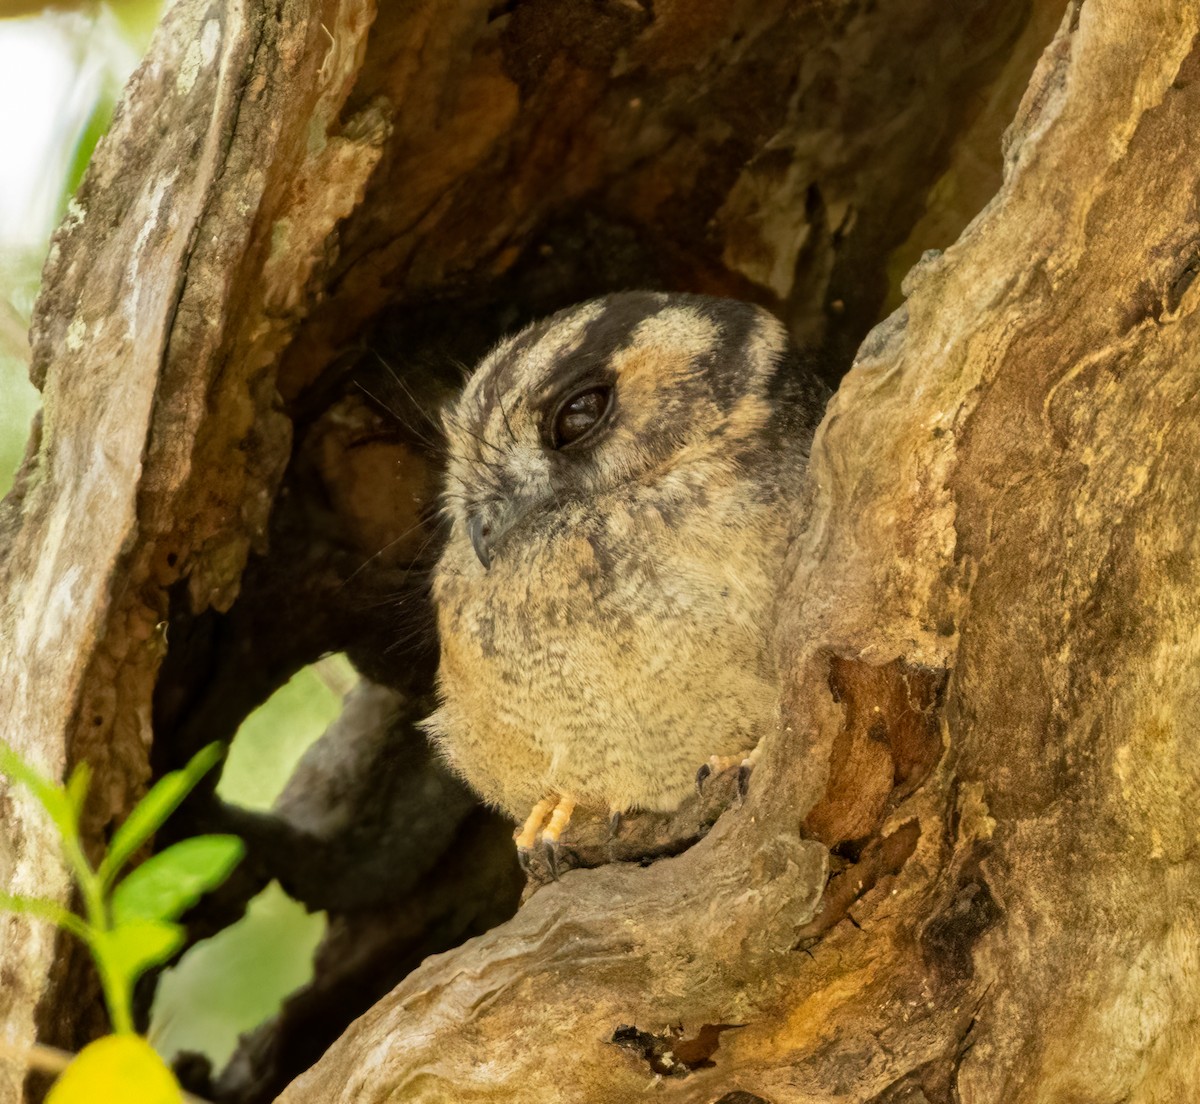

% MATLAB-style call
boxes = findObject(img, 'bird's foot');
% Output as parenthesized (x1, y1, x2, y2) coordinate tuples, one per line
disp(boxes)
(514, 794, 577, 880)
(605, 808, 625, 860)
(695, 746, 759, 803)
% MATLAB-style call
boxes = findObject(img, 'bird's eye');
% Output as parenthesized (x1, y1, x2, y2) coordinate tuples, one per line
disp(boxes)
(550, 385, 613, 449)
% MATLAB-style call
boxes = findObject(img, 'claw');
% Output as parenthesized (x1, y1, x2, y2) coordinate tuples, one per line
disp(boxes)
(515, 794, 576, 880)
(695, 749, 759, 803)
(543, 838, 561, 881)
(737, 762, 752, 803)
(605, 809, 623, 861)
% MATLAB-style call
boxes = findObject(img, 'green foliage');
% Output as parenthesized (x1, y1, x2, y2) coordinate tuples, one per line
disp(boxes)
(61, 89, 118, 208)
(0, 742, 77, 837)
(217, 655, 354, 810)
(149, 880, 326, 1072)
(111, 836, 244, 925)
(98, 743, 223, 890)
(1, 0, 167, 500)
(93, 919, 187, 996)
(0, 741, 243, 1035)
(0, 282, 41, 498)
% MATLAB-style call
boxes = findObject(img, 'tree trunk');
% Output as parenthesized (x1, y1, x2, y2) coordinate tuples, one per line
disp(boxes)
(5, 1, 1199, 1103)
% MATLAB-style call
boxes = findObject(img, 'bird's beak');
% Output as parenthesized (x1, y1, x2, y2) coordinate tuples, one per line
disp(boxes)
(467, 513, 492, 570)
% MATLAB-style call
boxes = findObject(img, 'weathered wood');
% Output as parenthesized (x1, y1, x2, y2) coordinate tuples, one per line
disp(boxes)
(1, 0, 383, 1088)
(13, 0, 1193, 1102)
(274, 2, 1200, 1101)
(279, 0, 1039, 393)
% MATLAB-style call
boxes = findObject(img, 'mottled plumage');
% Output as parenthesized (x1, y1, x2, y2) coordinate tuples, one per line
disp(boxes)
(424, 291, 827, 854)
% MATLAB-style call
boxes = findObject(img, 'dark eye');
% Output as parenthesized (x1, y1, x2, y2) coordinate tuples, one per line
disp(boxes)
(550, 385, 613, 449)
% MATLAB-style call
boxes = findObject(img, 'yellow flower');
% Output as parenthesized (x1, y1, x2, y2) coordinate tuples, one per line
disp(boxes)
(47, 1035, 182, 1104)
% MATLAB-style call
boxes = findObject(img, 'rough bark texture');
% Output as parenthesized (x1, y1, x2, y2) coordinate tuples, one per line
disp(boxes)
(5, 0, 1198, 1102)
(278, 2, 1200, 1100)
(1, 0, 388, 1088)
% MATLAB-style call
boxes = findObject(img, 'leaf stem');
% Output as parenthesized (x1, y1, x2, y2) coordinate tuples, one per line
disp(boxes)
(60, 829, 134, 1033)
(0, 894, 92, 943)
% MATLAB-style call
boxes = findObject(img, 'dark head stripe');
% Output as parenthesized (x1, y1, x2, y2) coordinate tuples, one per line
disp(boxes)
(460, 291, 803, 444)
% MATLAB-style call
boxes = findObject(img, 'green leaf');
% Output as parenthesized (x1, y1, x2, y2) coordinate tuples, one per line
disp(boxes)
(61, 91, 117, 209)
(0, 742, 77, 839)
(97, 743, 224, 890)
(0, 892, 92, 942)
(65, 761, 92, 821)
(111, 835, 244, 925)
(94, 919, 186, 993)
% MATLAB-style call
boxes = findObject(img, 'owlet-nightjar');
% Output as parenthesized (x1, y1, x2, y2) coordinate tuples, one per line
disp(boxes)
(425, 291, 827, 861)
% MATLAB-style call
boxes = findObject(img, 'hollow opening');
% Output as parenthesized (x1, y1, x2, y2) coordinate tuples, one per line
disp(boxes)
(127, 3, 1069, 1098)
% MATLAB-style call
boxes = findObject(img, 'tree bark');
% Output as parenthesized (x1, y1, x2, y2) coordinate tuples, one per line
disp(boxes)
(0, 0, 386, 1090)
(276, 3, 1200, 1101)
(6, 0, 1199, 1102)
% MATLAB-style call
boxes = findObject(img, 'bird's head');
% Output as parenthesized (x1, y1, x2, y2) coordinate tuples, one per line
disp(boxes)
(439, 291, 824, 569)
